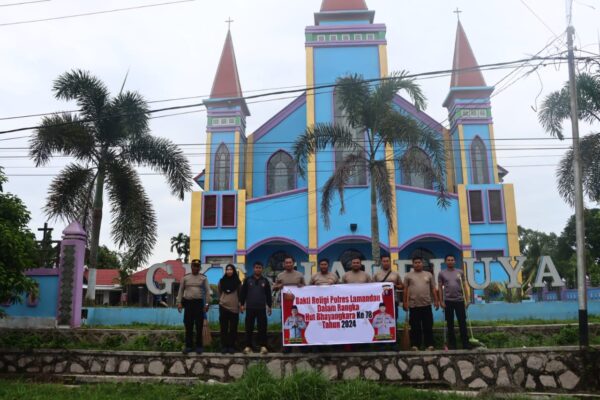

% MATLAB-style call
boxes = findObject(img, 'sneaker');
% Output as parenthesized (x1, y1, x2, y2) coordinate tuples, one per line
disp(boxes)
(243, 346, 253, 354)
(282, 347, 291, 354)
(182, 347, 193, 355)
(410, 346, 419, 351)
(260, 346, 268, 355)
(426, 346, 435, 351)
(195, 347, 204, 354)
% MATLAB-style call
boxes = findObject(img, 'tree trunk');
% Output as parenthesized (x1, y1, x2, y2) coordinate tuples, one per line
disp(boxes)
(85, 168, 105, 301)
(370, 179, 381, 265)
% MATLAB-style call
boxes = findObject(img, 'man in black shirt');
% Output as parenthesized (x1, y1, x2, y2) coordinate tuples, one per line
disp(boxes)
(240, 261, 272, 354)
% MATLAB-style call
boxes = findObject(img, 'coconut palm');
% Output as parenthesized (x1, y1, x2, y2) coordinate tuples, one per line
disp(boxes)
(30, 69, 192, 298)
(170, 233, 190, 263)
(538, 72, 600, 205)
(293, 73, 448, 264)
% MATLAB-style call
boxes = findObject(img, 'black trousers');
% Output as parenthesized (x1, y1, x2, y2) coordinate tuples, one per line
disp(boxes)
(219, 306, 239, 349)
(245, 308, 267, 348)
(183, 299, 204, 349)
(444, 300, 469, 349)
(409, 305, 434, 348)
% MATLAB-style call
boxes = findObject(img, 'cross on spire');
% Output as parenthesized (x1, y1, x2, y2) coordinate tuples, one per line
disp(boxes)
(453, 7, 462, 21)
(225, 17, 234, 31)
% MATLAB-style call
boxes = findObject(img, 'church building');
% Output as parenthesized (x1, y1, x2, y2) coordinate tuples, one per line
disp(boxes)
(189, 0, 520, 282)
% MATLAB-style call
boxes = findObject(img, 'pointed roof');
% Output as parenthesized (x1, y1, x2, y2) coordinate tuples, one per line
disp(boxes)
(320, 0, 368, 11)
(450, 21, 486, 88)
(210, 30, 243, 99)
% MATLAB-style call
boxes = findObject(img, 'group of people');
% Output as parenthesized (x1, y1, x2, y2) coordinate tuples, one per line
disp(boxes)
(175, 254, 471, 355)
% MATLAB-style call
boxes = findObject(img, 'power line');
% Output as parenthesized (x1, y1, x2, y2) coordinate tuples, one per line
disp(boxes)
(0, 0, 197, 27)
(0, 0, 49, 7)
(0, 54, 593, 136)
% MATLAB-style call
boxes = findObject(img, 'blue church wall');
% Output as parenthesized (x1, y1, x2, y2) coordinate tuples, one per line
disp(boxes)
(252, 102, 307, 198)
(201, 240, 237, 262)
(246, 244, 310, 276)
(245, 192, 309, 251)
(3, 274, 59, 318)
(396, 189, 461, 245)
(317, 187, 390, 248)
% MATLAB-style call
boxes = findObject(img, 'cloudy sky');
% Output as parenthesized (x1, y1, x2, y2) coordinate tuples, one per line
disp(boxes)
(1, 0, 599, 266)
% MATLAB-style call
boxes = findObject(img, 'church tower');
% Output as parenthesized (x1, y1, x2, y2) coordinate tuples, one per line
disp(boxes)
(443, 20, 520, 270)
(443, 20, 498, 187)
(190, 29, 248, 262)
(305, 0, 393, 265)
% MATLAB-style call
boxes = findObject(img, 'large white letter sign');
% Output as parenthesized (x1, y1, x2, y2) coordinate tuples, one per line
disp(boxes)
(464, 258, 492, 290)
(146, 263, 175, 295)
(533, 256, 565, 287)
(497, 256, 526, 288)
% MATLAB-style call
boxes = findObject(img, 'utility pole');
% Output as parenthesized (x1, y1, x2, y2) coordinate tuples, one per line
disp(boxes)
(566, 1, 589, 347)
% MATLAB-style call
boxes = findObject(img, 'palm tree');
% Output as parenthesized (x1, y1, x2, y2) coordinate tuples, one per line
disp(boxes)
(293, 73, 448, 264)
(30, 70, 192, 300)
(538, 72, 600, 205)
(170, 233, 190, 263)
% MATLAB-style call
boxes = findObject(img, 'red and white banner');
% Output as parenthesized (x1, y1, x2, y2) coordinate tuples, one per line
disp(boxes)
(281, 283, 396, 346)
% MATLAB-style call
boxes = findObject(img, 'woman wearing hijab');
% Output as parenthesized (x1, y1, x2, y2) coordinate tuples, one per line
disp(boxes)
(218, 264, 241, 354)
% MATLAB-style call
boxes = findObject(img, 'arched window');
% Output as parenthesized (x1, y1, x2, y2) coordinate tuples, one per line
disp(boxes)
(410, 248, 435, 273)
(401, 147, 434, 190)
(471, 137, 490, 184)
(339, 249, 365, 271)
(334, 91, 367, 186)
(214, 143, 230, 191)
(267, 151, 295, 195)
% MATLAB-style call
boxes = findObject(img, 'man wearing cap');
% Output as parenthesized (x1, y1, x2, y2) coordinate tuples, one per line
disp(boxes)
(177, 259, 211, 354)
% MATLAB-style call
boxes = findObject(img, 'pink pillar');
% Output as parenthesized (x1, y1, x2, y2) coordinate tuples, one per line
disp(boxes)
(56, 221, 87, 328)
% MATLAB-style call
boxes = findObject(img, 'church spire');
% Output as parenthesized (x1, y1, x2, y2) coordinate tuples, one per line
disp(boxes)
(210, 30, 243, 100)
(450, 20, 487, 88)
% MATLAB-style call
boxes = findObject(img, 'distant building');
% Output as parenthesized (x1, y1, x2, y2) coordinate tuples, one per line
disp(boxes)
(189, 0, 520, 281)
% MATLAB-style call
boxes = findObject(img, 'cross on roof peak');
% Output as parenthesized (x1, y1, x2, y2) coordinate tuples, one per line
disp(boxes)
(453, 7, 462, 21)
(225, 17, 234, 31)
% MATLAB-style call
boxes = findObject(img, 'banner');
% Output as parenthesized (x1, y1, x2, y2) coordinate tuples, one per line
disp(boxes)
(281, 283, 396, 346)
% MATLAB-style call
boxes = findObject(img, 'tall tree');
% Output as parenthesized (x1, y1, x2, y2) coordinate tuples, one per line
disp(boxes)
(94, 245, 123, 270)
(170, 233, 190, 263)
(0, 167, 38, 316)
(518, 225, 560, 281)
(538, 72, 600, 204)
(30, 70, 192, 299)
(294, 73, 448, 263)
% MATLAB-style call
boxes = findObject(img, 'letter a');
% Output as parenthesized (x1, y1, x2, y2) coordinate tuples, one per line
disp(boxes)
(533, 256, 565, 287)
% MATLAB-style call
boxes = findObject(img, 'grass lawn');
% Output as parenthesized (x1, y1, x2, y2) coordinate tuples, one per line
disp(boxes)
(81, 316, 600, 331)
(0, 365, 575, 400)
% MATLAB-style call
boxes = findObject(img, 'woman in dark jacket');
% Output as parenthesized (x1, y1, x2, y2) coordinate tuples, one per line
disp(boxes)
(217, 264, 241, 354)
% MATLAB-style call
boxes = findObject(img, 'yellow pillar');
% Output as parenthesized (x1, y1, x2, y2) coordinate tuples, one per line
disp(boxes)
(245, 135, 254, 198)
(457, 125, 469, 185)
(306, 47, 318, 258)
(379, 44, 399, 265)
(204, 132, 212, 191)
(236, 189, 247, 266)
(189, 192, 202, 261)
(233, 131, 240, 189)
(444, 128, 456, 193)
(503, 184, 520, 257)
